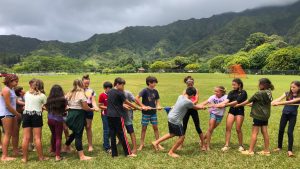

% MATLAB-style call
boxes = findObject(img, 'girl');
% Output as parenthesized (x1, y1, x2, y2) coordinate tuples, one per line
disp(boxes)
(272, 81, 300, 157)
(22, 79, 48, 162)
(63, 79, 94, 160)
(215, 78, 247, 152)
(236, 78, 274, 156)
(14, 86, 25, 154)
(200, 86, 227, 150)
(181, 76, 205, 150)
(0, 74, 21, 161)
(82, 75, 99, 152)
(45, 85, 67, 161)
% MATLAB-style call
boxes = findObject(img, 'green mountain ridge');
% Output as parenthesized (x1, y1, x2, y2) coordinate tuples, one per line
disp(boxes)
(1, 1, 300, 66)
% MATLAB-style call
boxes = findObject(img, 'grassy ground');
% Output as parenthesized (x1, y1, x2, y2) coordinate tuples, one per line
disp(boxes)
(1, 73, 300, 169)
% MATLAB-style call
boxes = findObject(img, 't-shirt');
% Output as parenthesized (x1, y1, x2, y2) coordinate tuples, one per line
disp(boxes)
(16, 96, 25, 114)
(98, 92, 108, 115)
(107, 88, 126, 117)
(139, 88, 160, 115)
(208, 95, 228, 116)
(282, 92, 300, 115)
(124, 90, 135, 125)
(168, 95, 194, 125)
(66, 91, 87, 110)
(24, 92, 47, 115)
(227, 90, 248, 114)
(85, 88, 96, 107)
(248, 90, 273, 121)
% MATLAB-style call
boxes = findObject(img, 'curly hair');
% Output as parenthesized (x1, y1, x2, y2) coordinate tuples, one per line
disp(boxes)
(3, 74, 18, 86)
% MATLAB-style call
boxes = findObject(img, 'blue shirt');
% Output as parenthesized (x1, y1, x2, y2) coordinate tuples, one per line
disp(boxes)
(0, 86, 16, 116)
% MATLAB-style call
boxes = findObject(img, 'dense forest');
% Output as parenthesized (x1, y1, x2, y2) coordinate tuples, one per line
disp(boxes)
(0, 1, 300, 73)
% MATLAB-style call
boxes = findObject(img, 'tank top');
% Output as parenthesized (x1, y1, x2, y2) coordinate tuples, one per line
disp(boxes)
(0, 86, 17, 116)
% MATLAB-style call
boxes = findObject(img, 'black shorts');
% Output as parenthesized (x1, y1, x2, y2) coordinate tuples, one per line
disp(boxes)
(22, 114, 43, 128)
(85, 111, 94, 120)
(125, 124, 134, 134)
(253, 118, 268, 126)
(228, 111, 244, 116)
(168, 122, 184, 136)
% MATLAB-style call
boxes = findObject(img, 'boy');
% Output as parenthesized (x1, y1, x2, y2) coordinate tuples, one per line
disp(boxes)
(98, 81, 113, 154)
(136, 76, 163, 151)
(123, 90, 138, 155)
(107, 77, 142, 157)
(152, 87, 204, 158)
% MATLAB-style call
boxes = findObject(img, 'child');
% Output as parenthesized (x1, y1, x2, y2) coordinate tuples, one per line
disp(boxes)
(22, 79, 48, 162)
(181, 76, 205, 150)
(272, 81, 300, 157)
(14, 86, 25, 155)
(98, 81, 113, 154)
(45, 85, 67, 161)
(123, 90, 138, 155)
(152, 87, 205, 158)
(236, 78, 274, 156)
(64, 79, 94, 160)
(215, 78, 247, 152)
(200, 86, 227, 150)
(0, 74, 21, 161)
(82, 74, 99, 152)
(107, 77, 141, 157)
(136, 76, 163, 151)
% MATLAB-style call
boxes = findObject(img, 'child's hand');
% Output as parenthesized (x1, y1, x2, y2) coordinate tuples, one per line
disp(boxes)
(141, 106, 149, 111)
(271, 102, 279, 106)
(157, 106, 163, 110)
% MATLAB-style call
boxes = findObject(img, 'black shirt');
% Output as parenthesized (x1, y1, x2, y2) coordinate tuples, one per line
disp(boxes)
(139, 88, 160, 115)
(227, 90, 248, 114)
(107, 88, 126, 117)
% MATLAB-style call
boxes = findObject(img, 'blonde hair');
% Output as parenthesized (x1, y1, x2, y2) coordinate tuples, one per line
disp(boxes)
(66, 79, 84, 100)
(216, 86, 226, 96)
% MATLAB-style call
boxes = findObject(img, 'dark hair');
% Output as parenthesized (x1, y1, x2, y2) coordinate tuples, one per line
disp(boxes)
(3, 74, 18, 86)
(45, 84, 67, 116)
(114, 77, 126, 86)
(184, 76, 194, 83)
(14, 86, 24, 97)
(259, 78, 274, 91)
(82, 74, 90, 81)
(103, 81, 113, 89)
(287, 81, 300, 100)
(186, 87, 197, 96)
(36, 79, 45, 94)
(216, 86, 226, 96)
(232, 78, 243, 90)
(146, 76, 158, 86)
(29, 78, 36, 85)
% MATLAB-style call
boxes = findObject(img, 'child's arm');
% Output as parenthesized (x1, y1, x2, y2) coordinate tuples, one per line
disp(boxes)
(273, 97, 300, 106)
(156, 99, 162, 110)
(98, 103, 107, 110)
(16, 99, 25, 106)
(213, 99, 230, 108)
(124, 100, 142, 110)
(91, 95, 100, 111)
(193, 104, 207, 110)
(135, 95, 148, 110)
(235, 100, 250, 108)
(271, 93, 287, 106)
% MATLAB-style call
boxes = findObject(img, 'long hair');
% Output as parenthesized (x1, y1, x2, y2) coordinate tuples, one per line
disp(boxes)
(29, 80, 41, 95)
(3, 74, 18, 86)
(36, 79, 45, 94)
(259, 78, 274, 91)
(184, 76, 194, 83)
(45, 85, 67, 116)
(287, 81, 300, 100)
(66, 79, 84, 100)
(232, 78, 243, 91)
(216, 86, 226, 96)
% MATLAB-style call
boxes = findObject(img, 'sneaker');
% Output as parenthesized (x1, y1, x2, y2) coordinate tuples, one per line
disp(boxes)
(257, 151, 271, 156)
(221, 146, 230, 152)
(238, 146, 245, 152)
(241, 150, 254, 156)
(105, 149, 112, 154)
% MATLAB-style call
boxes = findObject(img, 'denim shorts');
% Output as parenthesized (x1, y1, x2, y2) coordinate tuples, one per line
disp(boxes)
(210, 113, 223, 123)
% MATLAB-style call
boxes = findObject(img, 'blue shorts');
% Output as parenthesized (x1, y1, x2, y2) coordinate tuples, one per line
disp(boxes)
(141, 114, 158, 126)
(125, 124, 134, 134)
(210, 113, 223, 123)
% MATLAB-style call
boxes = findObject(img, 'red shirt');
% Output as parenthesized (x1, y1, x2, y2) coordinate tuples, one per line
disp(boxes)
(98, 92, 108, 115)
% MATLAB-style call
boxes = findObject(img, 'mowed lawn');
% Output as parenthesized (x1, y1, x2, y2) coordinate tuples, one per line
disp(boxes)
(1, 73, 300, 169)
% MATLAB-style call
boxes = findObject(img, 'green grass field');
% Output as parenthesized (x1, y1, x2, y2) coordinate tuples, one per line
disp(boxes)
(1, 73, 300, 169)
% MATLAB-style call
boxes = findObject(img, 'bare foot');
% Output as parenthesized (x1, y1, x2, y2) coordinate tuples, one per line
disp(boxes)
(128, 154, 137, 157)
(21, 158, 27, 163)
(62, 146, 72, 153)
(12, 151, 23, 157)
(158, 144, 165, 150)
(273, 148, 281, 152)
(55, 156, 64, 161)
(201, 146, 207, 151)
(80, 156, 92, 161)
(152, 141, 159, 151)
(138, 144, 144, 151)
(288, 151, 295, 157)
(168, 152, 180, 158)
(132, 149, 137, 155)
(1, 157, 16, 161)
(177, 145, 183, 150)
(39, 157, 50, 161)
(88, 147, 94, 152)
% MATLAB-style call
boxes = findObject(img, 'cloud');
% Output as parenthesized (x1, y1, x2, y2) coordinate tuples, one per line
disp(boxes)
(0, 0, 297, 42)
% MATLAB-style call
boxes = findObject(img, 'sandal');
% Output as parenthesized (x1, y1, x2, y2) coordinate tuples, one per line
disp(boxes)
(221, 146, 230, 152)
(241, 150, 254, 156)
(257, 151, 271, 156)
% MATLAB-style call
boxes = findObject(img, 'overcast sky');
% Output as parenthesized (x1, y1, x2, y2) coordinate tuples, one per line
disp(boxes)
(0, 0, 297, 42)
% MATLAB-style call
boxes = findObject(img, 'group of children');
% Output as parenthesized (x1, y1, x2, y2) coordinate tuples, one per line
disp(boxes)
(0, 74, 300, 163)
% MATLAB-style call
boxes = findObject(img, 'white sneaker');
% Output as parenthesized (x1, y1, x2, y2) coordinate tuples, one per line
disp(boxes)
(221, 146, 230, 152)
(238, 146, 245, 152)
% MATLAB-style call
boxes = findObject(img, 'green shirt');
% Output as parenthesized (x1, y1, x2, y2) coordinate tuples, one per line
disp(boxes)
(248, 90, 273, 121)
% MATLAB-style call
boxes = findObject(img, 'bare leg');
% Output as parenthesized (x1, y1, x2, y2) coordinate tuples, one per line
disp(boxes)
(1, 118, 16, 161)
(85, 119, 93, 152)
(12, 117, 20, 156)
(152, 133, 174, 151)
(248, 126, 259, 152)
(235, 115, 244, 146)
(138, 126, 147, 151)
(33, 127, 48, 161)
(168, 136, 185, 158)
(205, 119, 218, 150)
(22, 128, 32, 162)
(261, 126, 270, 152)
(224, 114, 235, 147)
(153, 124, 164, 150)
(129, 133, 137, 155)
